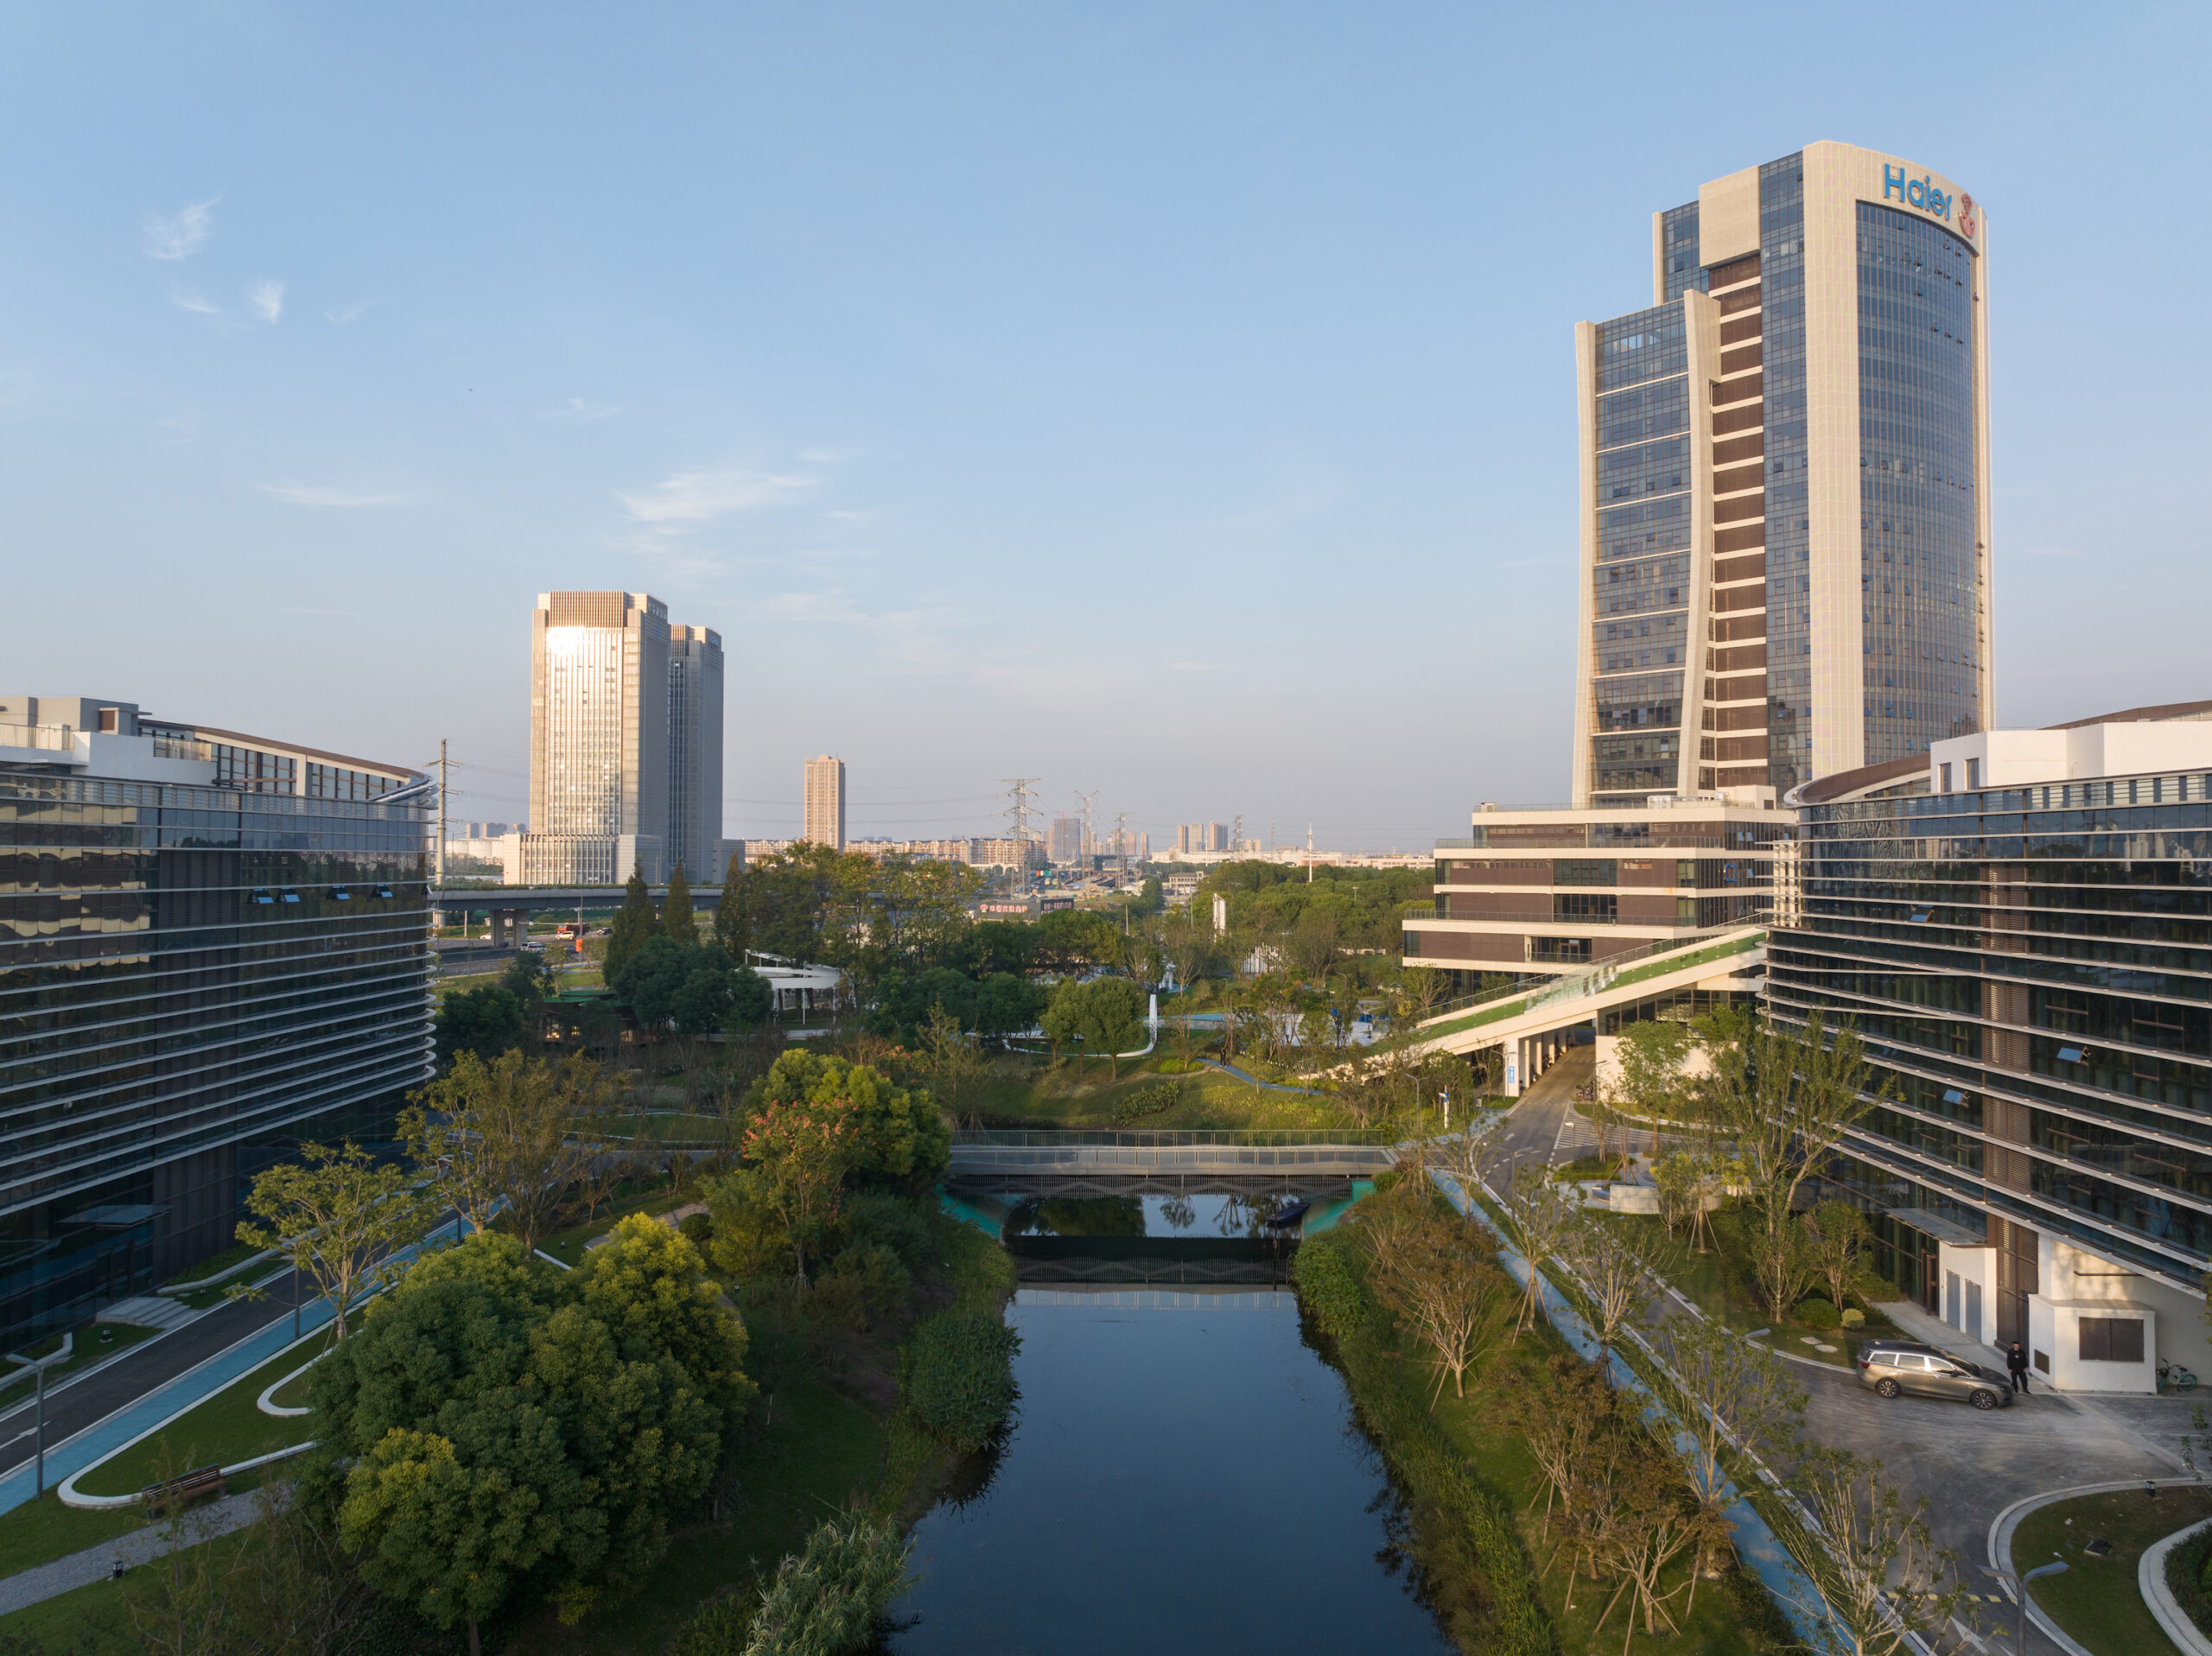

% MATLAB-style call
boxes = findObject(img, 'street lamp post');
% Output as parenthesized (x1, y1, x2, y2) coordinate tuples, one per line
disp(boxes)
(1985, 1559, 2068, 1655)
(7, 1334, 73, 1495)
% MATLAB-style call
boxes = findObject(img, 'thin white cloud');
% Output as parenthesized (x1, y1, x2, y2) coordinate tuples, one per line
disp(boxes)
(548, 396, 621, 422)
(325, 300, 372, 324)
(145, 198, 219, 261)
(620, 466, 815, 525)
(257, 481, 407, 508)
(283, 606, 355, 616)
(247, 280, 285, 324)
(171, 289, 222, 317)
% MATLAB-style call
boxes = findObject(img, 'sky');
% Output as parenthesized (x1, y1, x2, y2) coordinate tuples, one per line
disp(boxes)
(4, 3, 2209, 850)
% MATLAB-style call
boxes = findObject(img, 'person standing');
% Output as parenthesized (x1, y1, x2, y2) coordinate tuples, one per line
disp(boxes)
(2007, 1341, 2031, 1395)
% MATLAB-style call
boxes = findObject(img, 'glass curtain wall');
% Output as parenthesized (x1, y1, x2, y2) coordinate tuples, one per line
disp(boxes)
(1858, 203, 1983, 765)
(1591, 301, 1691, 803)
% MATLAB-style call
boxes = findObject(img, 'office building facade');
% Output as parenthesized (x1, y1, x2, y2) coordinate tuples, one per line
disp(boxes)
(0, 697, 432, 1347)
(667, 625, 724, 881)
(804, 755, 846, 852)
(1769, 705, 2212, 1393)
(1573, 141, 1993, 810)
(1409, 799, 1783, 991)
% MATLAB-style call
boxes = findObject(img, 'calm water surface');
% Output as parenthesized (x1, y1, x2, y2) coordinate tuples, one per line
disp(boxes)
(889, 1281, 1452, 1655)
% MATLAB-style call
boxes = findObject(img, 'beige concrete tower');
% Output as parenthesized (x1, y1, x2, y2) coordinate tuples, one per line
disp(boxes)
(804, 754, 846, 852)
(1571, 142, 1992, 807)
(524, 591, 670, 884)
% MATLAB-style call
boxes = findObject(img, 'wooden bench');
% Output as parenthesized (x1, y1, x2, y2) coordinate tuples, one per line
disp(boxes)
(140, 1464, 226, 1515)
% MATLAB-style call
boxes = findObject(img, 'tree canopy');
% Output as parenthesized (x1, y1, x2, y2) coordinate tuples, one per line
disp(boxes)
(610, 936, 771, 1037)
(315, 1228, 745, 1639)
(746, 1049, 951, 1191)
(604, 866, 659, 982)
(869, 967, 1046, 1045)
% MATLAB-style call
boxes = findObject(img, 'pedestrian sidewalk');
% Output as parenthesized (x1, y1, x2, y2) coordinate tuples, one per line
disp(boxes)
(0, 1491, 259, 1615)
(1873, 1297, 2012, 1373)
(96, 1297, 199, 1334)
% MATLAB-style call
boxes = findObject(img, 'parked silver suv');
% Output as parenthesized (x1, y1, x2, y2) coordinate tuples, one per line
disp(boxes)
(1855, 1340, 2013, 1411)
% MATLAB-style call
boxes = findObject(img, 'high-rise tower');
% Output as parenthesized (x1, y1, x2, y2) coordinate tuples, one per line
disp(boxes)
(525, 591, 670, 885)
(804, 754, 846, 852)
(666, 624, 724, 880)
(1570, 142, 1993, 807)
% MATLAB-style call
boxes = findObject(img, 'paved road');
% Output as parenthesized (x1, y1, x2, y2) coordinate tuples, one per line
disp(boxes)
(1789, 1354, 2185, 1653)
(1477, 1044, 1592, 1181)
(0, 1272, 321, 1484)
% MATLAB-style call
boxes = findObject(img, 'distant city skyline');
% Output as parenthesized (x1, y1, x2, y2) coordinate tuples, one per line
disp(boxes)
(4, 8, 2207, 847)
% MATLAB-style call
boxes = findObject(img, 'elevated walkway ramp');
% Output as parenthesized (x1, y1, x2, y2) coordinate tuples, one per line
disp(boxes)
(1407, 926, 1765, 1094)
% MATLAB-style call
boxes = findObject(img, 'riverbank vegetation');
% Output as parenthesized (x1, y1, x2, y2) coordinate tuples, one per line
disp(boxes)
(1294, 1175, 1795, 1656)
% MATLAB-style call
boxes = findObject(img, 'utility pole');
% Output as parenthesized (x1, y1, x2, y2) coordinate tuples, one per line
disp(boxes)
(1075, 790, 1098, 872)
(1000, 777, 1040, 895)
(435, 739, 448, 890)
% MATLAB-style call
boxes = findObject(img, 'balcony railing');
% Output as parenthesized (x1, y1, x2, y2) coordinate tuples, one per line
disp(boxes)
(0, 723, 73, 752)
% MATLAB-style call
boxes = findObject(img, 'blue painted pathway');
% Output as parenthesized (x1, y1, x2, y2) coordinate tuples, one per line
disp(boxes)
(1429, 1168, 1834, 1648)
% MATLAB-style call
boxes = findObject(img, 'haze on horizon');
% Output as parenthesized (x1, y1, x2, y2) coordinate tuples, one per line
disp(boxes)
(3, 3, 2206, 848)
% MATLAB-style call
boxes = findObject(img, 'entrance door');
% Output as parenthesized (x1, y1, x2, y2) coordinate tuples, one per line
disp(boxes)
(1945, 1270, 1961, 1330)
(1965, 1279, 1983, 1343)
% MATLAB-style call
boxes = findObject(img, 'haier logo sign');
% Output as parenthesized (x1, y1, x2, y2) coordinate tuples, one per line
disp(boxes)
(1884, 164, 1974, 236)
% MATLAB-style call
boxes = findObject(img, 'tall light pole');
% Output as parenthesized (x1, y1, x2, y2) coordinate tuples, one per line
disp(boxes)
(1986, 1559, 2068, 1655)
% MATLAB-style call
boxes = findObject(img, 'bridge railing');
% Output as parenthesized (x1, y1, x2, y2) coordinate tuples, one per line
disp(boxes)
(950, 1128, 1391, 1148)
(1412, 924, 1767, 1040)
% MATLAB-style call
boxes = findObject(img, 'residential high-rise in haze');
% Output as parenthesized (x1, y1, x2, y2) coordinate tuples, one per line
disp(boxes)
(666, 625, 724, 880)
(1571, 142, 1992, 808)
(804, 754, 846, 851)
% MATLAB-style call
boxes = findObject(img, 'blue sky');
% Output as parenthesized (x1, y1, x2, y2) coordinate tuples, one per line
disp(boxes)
(4, 3, 2207, 848)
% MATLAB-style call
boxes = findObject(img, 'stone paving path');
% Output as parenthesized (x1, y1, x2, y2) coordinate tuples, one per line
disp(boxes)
(0, 1491, 259, 1615)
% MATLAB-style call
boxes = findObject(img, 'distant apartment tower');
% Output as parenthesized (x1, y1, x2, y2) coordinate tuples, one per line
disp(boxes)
(667, 625, 725, 880)
(1572, 142, 1992, 809)
(804, 755, 847, 852)
(1047, 814, 1085, 866)
(1176, 822, 1229, 856)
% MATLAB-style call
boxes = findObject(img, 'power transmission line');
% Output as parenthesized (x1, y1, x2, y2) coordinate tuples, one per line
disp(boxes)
(1000, 777, 1040, 894)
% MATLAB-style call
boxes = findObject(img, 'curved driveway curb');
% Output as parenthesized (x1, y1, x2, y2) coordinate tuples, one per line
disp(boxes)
(1988, 1478, 2203, 1656)
(2142, 1516, 2212, 1656)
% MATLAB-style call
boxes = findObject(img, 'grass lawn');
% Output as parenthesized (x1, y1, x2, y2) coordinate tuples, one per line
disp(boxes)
(966, 1052, 1356, 1131)
(73, 1338, 325, 1497)
(536, 1187, 694, 1269)
(2015, 1485, 2212, 1656)
(0, 1488, 149, 1577)
(1591, 1206, 1901, 1371)
(0, 1323, 159, 1409)
(0, 1539, 177, 1653)
(505, 1375, 887, 1656)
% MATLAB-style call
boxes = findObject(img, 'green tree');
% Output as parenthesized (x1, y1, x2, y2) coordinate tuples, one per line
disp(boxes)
(662, 862, 696, 947)
(712, 857, 751, 961)
(605, 864, 658, 982)
(318, 1234, 731, 1650)
(404, 1049, 618, 1255)
(232, 1141, 433, 1340)
(740, 1090, 859, 1285)
(749, 1049, 950, 1189)
(435, 983, 524, 1068)
(701, 1166, 792, 1285)
(577, 1211, 756, 1425)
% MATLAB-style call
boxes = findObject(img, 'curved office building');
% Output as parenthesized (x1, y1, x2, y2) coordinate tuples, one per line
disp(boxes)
(1573, 141, 1993, 809)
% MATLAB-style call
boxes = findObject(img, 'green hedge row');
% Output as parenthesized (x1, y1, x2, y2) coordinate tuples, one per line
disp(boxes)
(1292, 1229, 1554, 1656)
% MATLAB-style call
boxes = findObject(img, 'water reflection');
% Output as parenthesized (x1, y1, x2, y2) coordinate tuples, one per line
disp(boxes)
(888, 1286, 1453, 1655)
(1001, 1192, 1297, 1240)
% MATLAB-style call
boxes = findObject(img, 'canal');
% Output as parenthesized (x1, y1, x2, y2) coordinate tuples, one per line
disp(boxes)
(892, 1193, 1451, 1654)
